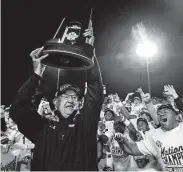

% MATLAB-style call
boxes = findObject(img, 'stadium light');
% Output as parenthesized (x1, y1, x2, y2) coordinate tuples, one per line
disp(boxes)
(136, 40, 157, 58)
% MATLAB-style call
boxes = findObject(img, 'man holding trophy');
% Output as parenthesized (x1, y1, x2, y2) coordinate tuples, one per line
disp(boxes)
(9, 16, 103, 170)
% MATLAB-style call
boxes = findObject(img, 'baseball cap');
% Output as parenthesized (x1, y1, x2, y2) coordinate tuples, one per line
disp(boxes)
(55, 84, 81, 98)
(139, 111, 150, 117)
(137, 117, 148, 124)
(157, 104, 177, 113)
(103, 167, 113, 171)
(134, 96, 141, 100)
(104, 108, 115, 117)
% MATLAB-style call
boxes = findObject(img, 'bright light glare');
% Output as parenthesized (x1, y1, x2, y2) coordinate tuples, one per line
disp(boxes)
(136, 41, 157, 58)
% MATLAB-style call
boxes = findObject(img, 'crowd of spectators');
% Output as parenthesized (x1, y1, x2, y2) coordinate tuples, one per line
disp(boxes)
(1, 105, 34, 171)
(97, 85, 183, 171)
(1, 84, 183, 171)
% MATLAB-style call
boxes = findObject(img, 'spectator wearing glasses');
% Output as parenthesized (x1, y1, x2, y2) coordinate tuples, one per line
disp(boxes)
(9, 29, 103, 170)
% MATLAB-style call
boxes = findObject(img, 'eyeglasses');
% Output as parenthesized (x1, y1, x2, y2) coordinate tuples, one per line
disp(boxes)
(60, 94, 78, 101)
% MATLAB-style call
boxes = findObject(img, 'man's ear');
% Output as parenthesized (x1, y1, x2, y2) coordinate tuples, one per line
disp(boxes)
(53, 98, 58, 107)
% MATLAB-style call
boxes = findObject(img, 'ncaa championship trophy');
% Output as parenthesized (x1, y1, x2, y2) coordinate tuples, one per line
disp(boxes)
(42, 9, 94, 71)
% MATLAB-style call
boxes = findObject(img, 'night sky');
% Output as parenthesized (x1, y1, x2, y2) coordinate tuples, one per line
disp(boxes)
(2, 0, 183, 105)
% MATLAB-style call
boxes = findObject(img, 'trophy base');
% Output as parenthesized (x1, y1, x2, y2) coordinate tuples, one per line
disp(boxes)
(42, 39, 94, 71)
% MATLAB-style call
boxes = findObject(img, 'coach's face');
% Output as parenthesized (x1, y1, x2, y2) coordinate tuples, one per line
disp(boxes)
(55, 90, 79, 118)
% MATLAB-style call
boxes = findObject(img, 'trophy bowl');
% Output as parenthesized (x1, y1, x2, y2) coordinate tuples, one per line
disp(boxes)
(42, 39, 94, 71)
(42, 20, 94, 71)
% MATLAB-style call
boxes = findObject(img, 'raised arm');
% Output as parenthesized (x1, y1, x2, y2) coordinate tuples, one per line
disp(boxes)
(112, 95, 138, 139)
(123, 93, 134, 105)
(112, 94, 131, 120)
(76, 49, 103, 170)
(114, 134, 143, 156)
(136, 87, 146, 106)
(142, 93, 160, 125)
(81, 53, 103, 132)
(164, 85, 183, 112)
(9, 47, 48, 143)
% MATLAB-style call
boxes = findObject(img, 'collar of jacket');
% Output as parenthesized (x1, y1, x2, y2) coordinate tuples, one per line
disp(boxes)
(54, 110, 77, 122)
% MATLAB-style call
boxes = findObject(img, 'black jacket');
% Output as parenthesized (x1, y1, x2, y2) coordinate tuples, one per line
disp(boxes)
(9, 64, 103, 171)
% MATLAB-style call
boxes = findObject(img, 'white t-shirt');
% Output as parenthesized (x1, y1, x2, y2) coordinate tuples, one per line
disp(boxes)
(110, 132, 136, 171)
(130, 103, 144, 130)
(137, 122, 183, 171)
(104, 121, 115, 133)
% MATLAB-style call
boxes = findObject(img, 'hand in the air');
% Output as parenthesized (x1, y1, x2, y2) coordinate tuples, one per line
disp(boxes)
(114, 133, 125, 143)
(126, 93, 134, 100)
(164, 85, 178, 99)
(83, 28, 94, 46)
(30, 47, 48, 77)
(128, 93, 134, 96)
(136, 87, 144, 95)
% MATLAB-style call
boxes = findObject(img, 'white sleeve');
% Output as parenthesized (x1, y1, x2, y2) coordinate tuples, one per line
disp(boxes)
(100, 111, 105, 120)
(97, 129, 103, 136)
(148, 121, 156, 129)
(136, 135, 159, 157)
(14, 131, 24, 143)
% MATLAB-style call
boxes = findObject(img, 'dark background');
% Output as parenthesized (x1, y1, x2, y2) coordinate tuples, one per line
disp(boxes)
(2, 0, 183, 105)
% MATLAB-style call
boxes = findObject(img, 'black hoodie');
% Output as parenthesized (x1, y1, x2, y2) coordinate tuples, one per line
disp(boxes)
(9, 63, 103, 171)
